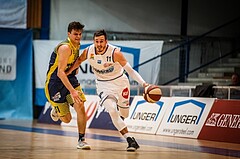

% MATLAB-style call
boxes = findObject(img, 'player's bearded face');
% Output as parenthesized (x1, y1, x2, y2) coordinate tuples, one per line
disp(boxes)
(94, 35, 107, 53)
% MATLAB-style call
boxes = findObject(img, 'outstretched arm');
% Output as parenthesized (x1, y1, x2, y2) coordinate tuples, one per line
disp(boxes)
(114, 49, 148, 87)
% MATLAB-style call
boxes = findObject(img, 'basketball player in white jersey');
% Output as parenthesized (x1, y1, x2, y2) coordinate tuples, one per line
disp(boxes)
(67, 29, 148, 151)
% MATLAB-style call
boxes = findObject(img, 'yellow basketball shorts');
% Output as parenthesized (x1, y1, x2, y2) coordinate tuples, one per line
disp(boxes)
(45, 79, 86, 117)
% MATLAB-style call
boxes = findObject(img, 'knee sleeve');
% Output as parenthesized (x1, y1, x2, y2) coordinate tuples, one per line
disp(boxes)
(103, 98, 126, 131)
(117, 106, 129, 118)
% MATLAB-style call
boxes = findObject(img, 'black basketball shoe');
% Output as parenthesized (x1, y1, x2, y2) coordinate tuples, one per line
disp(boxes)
(126, 137, 140, 151)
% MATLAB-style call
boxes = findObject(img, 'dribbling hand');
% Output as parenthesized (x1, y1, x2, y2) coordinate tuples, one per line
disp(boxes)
(71, 90, 82, 104)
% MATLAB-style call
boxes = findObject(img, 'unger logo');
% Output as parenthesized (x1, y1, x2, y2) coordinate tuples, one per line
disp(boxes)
(167, 99, 206, 125)
(168, 114, 198, 124)
(130, 100, 163, 121)
(132, 112, 157, 121)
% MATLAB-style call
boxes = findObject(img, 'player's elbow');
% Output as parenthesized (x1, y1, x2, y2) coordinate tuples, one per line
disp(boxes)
(77, 58, 83, 65)
(57, 69, 65, 78)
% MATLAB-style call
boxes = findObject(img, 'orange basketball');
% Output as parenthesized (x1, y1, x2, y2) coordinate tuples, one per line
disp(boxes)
(143, 85, 162, 103)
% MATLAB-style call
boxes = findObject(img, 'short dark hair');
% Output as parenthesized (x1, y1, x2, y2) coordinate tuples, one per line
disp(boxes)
(68, 21, 85, 33)
(93, 29, 107, 40)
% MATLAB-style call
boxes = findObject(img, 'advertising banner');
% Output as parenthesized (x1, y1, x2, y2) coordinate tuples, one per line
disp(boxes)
(198, 99, 240, 143)
(125, 96, 169, 134)
(0, 29, 33, 119)
(156, 97, 215, 138)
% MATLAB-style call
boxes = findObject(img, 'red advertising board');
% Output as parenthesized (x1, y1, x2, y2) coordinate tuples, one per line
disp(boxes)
(198, 99, 240, 143)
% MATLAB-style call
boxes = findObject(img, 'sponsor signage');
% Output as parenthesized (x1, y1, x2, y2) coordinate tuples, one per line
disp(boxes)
(0, 45, 17, 80)
(198, 99, 240, 143)
(0, 29, 33, 119)
(156, 97, 215, 138)
(125, 96, 169, 134)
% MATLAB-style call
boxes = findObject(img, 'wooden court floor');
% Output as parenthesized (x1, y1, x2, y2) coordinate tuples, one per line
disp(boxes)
(0, 119, 239, 159)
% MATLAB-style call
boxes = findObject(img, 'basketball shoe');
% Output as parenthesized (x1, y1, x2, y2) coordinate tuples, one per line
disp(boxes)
(77, 138, 91, 150)
(126, 137, 140, 151)
(50, 107, 59, 122)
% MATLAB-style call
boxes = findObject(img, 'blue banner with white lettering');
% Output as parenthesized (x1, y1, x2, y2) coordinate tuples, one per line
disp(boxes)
(0, 28, 33, 119)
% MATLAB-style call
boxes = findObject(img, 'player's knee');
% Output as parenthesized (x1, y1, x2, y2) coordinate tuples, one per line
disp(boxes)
(60, 113, 72, 123)
(105, 103, 118, 118)
(102, 99, 126, 131)
(60, 117, 71, 123)
(103, 99, 118, 116)
(74, 102, 86, 114)
(108, 109, 118, 118)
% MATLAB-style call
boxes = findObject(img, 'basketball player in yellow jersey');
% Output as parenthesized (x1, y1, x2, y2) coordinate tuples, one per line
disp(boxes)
(45, 21, 90, 149)
(67, 29, 149, 151)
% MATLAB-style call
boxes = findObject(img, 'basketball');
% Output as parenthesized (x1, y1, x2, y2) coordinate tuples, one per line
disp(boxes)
(143, 84, 162, 103)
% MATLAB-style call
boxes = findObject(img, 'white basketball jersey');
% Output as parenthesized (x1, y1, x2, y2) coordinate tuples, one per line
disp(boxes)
(87, 44, 124, 81)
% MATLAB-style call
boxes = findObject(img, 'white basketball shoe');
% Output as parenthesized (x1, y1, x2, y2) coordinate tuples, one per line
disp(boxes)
(50, 107, 59, 122)
(77, 139, 91, 150)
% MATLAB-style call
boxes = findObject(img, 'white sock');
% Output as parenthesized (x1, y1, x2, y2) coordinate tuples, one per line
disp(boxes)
(123, 133, 130, 139)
